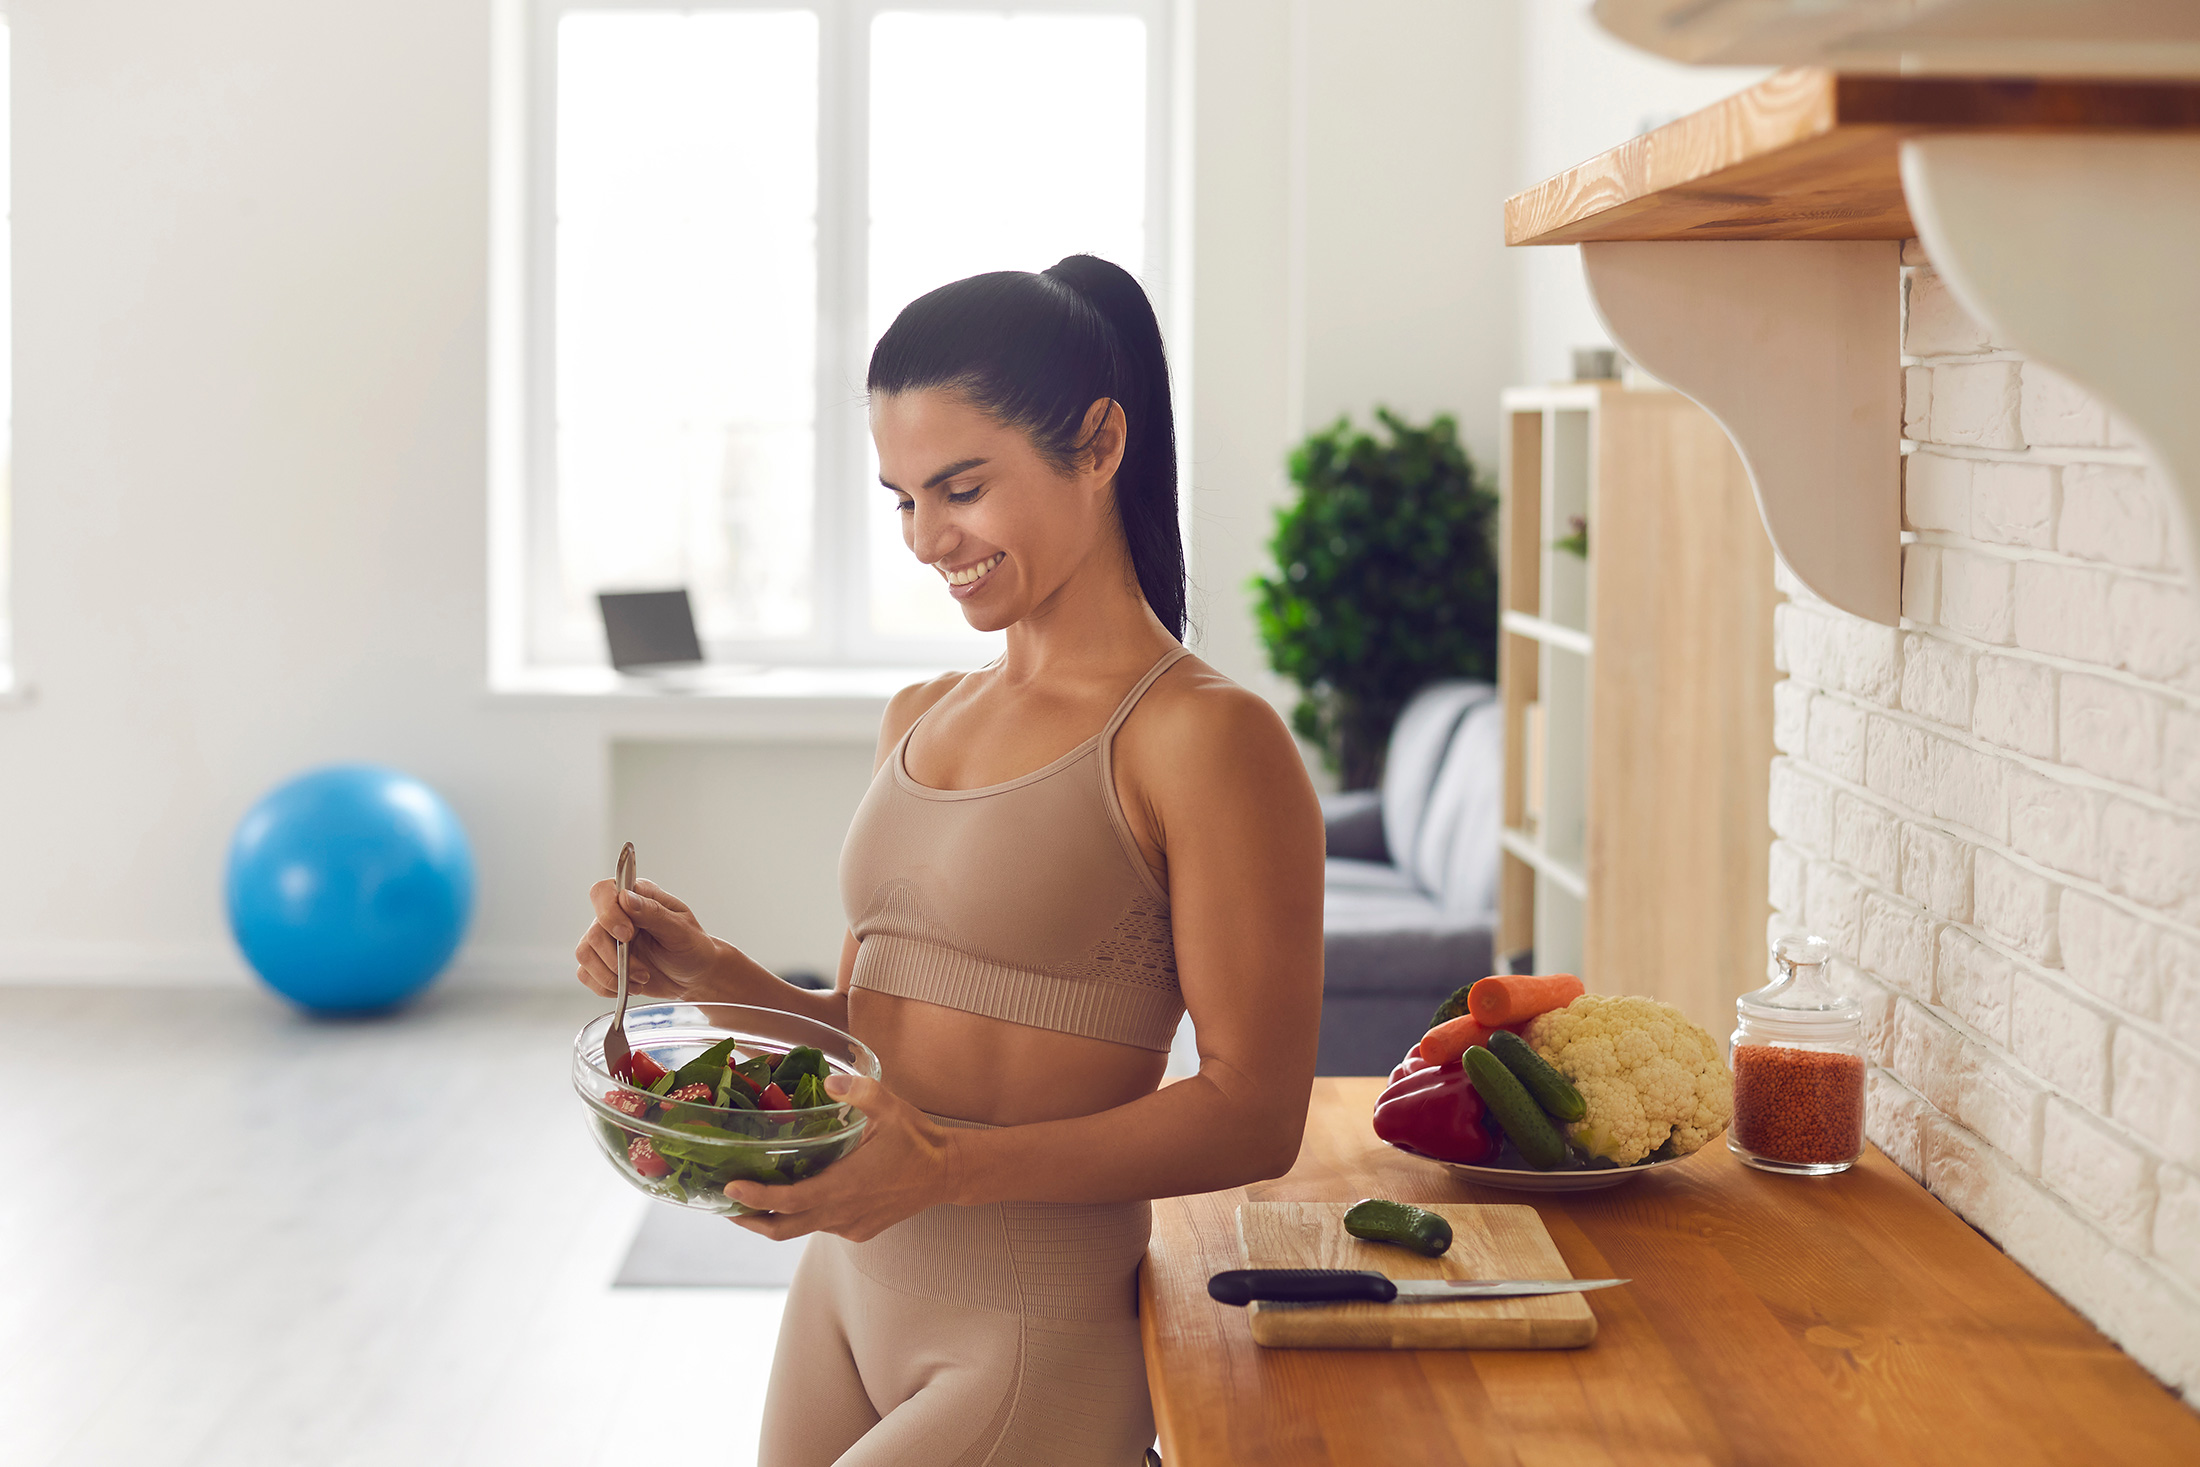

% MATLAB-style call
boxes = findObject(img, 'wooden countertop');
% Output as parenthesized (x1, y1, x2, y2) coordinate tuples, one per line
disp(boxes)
(1505, 67, 2200, 246)
(1139, 1077, 2200, 1466)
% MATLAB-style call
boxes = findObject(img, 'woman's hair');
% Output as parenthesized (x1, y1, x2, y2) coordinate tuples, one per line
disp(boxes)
(867, 255, 1186, 639)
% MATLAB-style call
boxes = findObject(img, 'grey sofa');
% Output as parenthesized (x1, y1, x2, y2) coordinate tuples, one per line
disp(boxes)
(1318, 681, 1503, 1074)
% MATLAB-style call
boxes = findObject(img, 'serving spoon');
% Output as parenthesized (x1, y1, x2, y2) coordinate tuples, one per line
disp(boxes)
(602, 841, 638, 1081)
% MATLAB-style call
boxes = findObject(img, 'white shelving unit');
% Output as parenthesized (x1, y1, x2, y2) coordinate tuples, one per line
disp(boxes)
(1493, 377, 1777, 1030)
(1496, 383, 1598, 976)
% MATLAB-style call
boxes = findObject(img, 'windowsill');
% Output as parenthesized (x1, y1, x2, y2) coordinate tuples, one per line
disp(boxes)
(490, 662, 937, 703)
(486, 661, 958, 742)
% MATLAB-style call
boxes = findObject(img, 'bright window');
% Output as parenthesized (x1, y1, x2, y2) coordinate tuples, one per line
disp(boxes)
(526, 1, 1171, 670)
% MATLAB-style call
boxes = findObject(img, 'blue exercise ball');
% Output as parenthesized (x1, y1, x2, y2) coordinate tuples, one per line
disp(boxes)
(226, 764, 476, 1012)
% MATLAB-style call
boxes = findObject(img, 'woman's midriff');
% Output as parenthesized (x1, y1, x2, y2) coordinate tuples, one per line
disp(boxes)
(849, 987, 1169, 1126)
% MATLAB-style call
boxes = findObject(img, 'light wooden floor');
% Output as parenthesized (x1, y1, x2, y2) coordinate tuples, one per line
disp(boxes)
(0, 986, 789, 1467)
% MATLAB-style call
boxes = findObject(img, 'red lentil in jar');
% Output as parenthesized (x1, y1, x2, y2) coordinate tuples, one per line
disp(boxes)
(1730, 1044, 1865, 1167)
(1729, 935, 1867, 1175)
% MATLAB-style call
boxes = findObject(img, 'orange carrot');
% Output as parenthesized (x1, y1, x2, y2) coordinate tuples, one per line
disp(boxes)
(1466, 973, 1585, 1028)
(1419, 1014, 1503, 1066)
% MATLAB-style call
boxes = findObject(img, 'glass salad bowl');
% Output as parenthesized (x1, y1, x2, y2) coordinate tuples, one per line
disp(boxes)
(573, 1002, 880, 1216)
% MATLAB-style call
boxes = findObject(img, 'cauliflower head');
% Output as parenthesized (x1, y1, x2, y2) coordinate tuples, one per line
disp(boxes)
(1524, 995, 1733, 1165)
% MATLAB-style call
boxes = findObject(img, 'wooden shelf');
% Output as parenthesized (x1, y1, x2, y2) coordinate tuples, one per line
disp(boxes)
(1499, 610, 1591, 657)
(1498, 381, 1611, 413)
(1506, 67, 2200, 247)
(1497, 388, 1774, 1026)
(1499, 828, 1586, 901)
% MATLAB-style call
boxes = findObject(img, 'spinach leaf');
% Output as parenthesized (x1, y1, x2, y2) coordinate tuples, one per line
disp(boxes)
(649, 1124, 792, 1187)
(791, 1072, 828, 1111)
(646, 1071, 678, 1096)
(658, 1099, 716, 1126)
(735, 1055, 777, 1092)
(670, 1039, 740, 1090)
(772, 1046, 829, 1092)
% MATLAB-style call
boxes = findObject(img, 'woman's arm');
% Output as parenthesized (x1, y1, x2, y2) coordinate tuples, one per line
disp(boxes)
(573, 878, 851, 1026)
(729, 678, 1325, 1235)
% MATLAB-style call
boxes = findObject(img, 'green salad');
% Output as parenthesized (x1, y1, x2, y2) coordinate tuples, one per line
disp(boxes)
(593, 1040, 861, 1208)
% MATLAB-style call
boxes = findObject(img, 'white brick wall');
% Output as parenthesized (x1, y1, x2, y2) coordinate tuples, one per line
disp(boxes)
(1765, 254, 2200, 1403)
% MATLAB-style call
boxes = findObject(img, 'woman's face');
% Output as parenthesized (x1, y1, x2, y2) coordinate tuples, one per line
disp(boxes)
(872, 388, 1124, 634)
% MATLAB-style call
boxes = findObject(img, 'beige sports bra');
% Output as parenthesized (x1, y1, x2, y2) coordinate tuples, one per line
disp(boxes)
(838, 647, 1191, 1053)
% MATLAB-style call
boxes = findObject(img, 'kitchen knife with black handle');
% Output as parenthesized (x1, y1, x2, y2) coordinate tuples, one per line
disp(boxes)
(1206, 1269, 1627, 1306)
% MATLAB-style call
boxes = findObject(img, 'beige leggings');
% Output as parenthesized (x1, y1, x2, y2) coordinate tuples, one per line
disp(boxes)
(756, 1123, 1154, 1467)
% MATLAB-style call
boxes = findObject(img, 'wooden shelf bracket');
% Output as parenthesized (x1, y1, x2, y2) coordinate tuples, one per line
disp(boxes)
(1901, 135, 2200, 583)
(1581, 240, 1904, 625)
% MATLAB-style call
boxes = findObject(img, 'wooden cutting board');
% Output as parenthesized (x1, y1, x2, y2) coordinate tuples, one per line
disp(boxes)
(1237, 1202, 1598, 1349)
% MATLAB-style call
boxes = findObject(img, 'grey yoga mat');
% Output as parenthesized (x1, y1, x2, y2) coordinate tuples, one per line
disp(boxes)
(614, 1204, 809, 1287)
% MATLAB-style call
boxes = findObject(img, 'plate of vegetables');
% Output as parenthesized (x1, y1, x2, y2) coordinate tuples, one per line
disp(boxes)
(572, 1003, 881, 1215)
(1373, 975, 1735, 1192)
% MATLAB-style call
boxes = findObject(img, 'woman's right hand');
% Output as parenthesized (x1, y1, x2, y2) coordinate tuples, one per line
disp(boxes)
(574, 878, 721, 999)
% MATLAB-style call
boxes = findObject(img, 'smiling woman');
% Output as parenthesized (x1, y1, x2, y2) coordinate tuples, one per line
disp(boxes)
(870, 258, 1185, 643)
(572, 257, 1324, 1466)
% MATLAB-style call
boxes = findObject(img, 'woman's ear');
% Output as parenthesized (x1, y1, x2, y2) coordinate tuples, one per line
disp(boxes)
(1076, 397, 1128, 487)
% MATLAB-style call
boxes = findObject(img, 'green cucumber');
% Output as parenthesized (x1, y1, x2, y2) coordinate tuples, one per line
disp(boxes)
(1489, 1030, 1587, 1123)
(1342, 1198, 1454, 1258)
(1464, 1046, 1569, 1170)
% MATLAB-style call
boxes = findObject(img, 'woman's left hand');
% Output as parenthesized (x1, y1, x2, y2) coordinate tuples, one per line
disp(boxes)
(728, 1075, 960, 1242)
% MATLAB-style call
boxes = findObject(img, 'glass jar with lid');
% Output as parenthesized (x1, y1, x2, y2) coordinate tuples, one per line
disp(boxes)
(1728, 934, 1867, 1175)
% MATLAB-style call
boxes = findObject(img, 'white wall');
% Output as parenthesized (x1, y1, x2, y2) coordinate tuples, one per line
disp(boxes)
(0, 0, 1528, 987)
(1296, 1, 1518, 466)
(1185, 0, 1519, 705)
(1, 0, 591, 983)
(1771, 251, 2200, 1402)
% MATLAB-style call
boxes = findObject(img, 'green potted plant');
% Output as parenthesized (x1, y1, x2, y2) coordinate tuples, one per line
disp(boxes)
(1254, 409, 1500, 789)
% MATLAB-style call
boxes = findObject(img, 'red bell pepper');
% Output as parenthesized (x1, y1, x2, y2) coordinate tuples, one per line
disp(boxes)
(1389, 1042, 1432, 1084)
(1371, 1060, 1499, 1165)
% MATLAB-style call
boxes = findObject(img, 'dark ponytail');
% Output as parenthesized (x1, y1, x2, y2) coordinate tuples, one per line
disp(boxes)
(866, 255, 1186, 639)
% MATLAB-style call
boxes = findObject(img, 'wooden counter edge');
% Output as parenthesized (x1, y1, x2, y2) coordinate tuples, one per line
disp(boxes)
(1137, 1078, 2200, 1466)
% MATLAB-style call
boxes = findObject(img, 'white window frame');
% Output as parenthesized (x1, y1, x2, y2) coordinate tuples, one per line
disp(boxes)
(517, 0, 1175, 672)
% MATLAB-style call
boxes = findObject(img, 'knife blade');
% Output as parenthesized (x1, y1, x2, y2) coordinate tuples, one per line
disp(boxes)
(1206, 1269, 1628, 1306)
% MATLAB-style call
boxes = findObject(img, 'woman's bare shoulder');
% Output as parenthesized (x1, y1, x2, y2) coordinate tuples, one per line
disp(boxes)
(1121, 655, 1301, 780)
(874, 671, 969, 769)
(1115, 654, 1320, 867)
